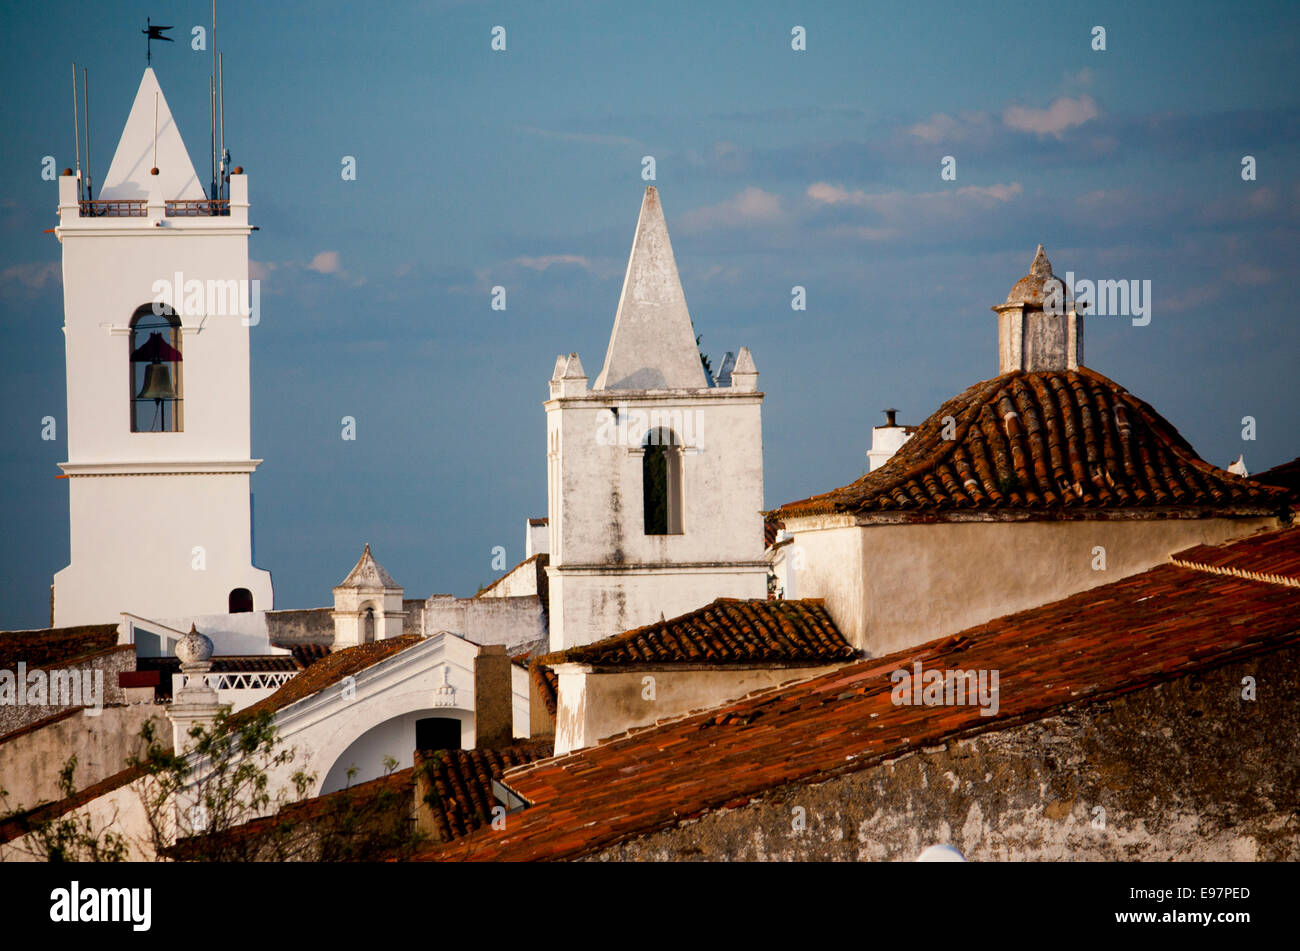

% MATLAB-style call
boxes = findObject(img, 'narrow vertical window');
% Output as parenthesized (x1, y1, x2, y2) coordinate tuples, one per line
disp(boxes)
(642, 428, 683, 534)
(129, 304, 183, 432)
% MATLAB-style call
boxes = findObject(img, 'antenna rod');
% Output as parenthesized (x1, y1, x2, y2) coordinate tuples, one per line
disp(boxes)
(218, 53, 226, 200)
(72, 63, 82, 200)
(209, 76, 216, 199)
(83, 67, 92, 201)
(210, 0, 217, 200)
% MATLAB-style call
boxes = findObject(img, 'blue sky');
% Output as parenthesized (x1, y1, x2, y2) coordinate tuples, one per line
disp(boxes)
(2, 0, 1297, 628)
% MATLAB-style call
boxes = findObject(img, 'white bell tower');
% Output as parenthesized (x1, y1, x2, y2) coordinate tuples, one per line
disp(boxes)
(51, 68, 272, 625)
(544, 187, 767, 650)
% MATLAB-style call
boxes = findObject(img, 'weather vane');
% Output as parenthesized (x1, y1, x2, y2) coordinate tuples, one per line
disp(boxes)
(142, 18, 173, 66)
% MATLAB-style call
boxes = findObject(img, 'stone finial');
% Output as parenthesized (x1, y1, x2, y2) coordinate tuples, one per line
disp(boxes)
(176, 624, 214, 670)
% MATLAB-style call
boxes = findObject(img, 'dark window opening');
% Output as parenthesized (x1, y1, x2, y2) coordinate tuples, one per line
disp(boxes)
(642, 428, 683, 535)
(228, 588, 253, 613)
(416, 717, 461, 751)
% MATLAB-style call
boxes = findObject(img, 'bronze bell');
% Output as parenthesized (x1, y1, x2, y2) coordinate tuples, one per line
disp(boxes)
(137, 362, 177, 401)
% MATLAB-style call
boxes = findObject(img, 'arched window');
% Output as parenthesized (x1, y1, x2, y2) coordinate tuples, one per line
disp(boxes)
(362, 606, 376, 643)
(129, 304, 183, 432)
(643, 428, 683, 535)
(228, 588, 253, 613)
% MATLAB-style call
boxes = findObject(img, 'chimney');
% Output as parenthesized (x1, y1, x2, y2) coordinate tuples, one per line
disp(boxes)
(474, 645, 514, 748)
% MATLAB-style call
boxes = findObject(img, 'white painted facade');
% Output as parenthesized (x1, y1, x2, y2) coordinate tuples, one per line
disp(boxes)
(259, 632, 529, 797)
(52, 68, 271, 626)
(545, 188, 767, 650)
(331, 545, 406, 648)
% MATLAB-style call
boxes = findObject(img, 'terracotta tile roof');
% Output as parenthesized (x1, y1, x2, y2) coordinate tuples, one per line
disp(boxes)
(287, 643, 330, 667)
(415, 528, 1300, 861)
(232, 635, 424, 723)
(163, 767, 417, 861)
(775, 368, 1288, 519)
(764, 516, 785, 549)
(418, 742, 553, 842)
(1170, 527, 1300, 587)
(0, 624, 120, 670)
(532, 664, 558, 717)
(1252, 456, 1300, 497)
(537, 598, 855, 668)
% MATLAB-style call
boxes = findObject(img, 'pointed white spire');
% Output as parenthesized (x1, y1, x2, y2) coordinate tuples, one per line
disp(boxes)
(99, 68, 204, 202)
(336, 543, 400, 590)
(593, 187, 708, 391)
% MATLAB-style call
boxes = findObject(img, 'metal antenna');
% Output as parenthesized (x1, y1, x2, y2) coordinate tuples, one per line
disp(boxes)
(83, 67, 92, 201)
(72, 62, 81, 200)
(218, 52, 225, 200)
(210, 0, 217, 200)
(209, 76, 216, 199)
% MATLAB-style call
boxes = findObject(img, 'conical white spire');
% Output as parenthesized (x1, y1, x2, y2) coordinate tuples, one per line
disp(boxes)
(99, 68, 204, 201)
(593, 187, 708, 391)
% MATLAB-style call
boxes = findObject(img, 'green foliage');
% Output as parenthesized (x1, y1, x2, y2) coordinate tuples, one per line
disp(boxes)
(0, 755, 129, 862)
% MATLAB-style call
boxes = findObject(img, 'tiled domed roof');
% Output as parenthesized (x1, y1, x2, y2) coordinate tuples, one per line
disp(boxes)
(775, 368, 1289, 518)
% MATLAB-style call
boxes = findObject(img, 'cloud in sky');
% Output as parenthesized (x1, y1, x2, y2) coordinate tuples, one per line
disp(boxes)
(1002, 95, 1101, 138)
(512, 254, 596, 272)
(680, 187, 783, 231)
(519, 126, 640, 148)
(0, 261, 60, 297)
(307, 251, 342, 275)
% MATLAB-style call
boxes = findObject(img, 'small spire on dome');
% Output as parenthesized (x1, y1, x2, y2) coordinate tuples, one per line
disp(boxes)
(1029, 243, 1052, 278)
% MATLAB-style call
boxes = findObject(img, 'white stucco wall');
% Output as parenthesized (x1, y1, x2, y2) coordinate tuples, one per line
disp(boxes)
(784, 515, 1281, 657)
(553, 663, 839, 755)
(52, 169, 270, 627)
(545, 390, 767, 650)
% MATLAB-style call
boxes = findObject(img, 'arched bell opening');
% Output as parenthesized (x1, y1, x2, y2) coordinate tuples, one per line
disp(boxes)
(129, 304, 183, 432)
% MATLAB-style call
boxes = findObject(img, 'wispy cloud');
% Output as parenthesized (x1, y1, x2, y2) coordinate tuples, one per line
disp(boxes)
(511, 254, 596, 272)
(1002, 95, 1100, 138)
(680, 187, 783, 231)
(0, 261, 60, 297)
(519, 126, 640, 147)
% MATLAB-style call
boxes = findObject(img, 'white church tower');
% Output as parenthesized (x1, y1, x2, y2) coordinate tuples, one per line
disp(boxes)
(51, 68, 272, 625)
(544, 186, 766, 650)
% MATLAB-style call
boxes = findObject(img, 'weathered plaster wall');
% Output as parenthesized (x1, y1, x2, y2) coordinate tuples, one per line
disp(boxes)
(0, 702, 171, 810)
(0, 778, 156, 862)
(423, 594, 545, 650)
(546, 390, 766, 650)
(0, 646, 135, 735)
(588, 649, 1300, 861)
(788, 516, 1279, 656)
(266, 608, 334, 645)
(548, 568, 767, 653)
(555, 664, 841, 755)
